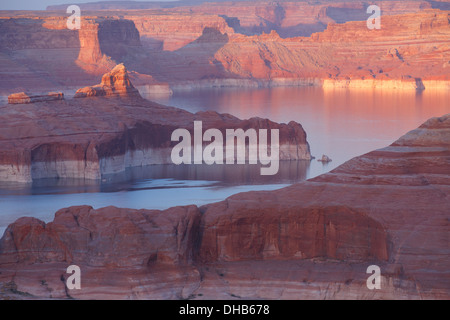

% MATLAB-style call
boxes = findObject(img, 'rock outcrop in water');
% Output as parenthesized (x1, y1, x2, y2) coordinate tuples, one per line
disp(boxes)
(318, 154, 332, 163)
(0, 113, 448, 299)
(0, 64, 311, 183)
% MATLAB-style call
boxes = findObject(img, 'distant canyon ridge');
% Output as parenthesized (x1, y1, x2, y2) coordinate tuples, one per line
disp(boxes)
(0, 0, 449, 95)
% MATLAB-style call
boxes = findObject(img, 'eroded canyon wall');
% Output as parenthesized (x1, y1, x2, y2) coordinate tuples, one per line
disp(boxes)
(0, 1, 448, 94)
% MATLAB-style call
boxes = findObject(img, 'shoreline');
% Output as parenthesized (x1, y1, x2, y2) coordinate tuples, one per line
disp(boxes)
(144, 78, 450, 96)
(2, 78, 449, 101)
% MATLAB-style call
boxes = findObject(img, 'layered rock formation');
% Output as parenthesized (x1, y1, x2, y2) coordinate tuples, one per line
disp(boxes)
(0, 113, 448, 299)
(128, 13, 234, 51)
(122, 7, 450, 88)
(0, 1, 448, 94)
(206, 10, 450, 87)
(74, 63, 139, 97)
(0, 205, 201, 267)
(76, 18, 141, 73)
(0, 16, 142, 94)
(120, 4, 450, 87)
(8, 92, 64, 104)
(0, 64, 311, 183)
(48, 0, 435, 39)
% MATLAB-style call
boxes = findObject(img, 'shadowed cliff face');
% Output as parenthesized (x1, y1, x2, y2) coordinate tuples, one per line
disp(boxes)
(130, 27, 231, 82)
(98, 19, 141, 61)
(0, 114, 448, 299)
(76, 18, 144, 74)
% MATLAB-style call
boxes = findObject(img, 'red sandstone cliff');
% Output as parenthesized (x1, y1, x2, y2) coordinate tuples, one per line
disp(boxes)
(208, 10, 450, 86)
(0, 113, 448, 299)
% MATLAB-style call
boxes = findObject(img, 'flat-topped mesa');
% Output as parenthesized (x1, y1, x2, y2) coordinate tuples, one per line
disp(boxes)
(74, 64, 141, 98)
(8, 92, 64, 104)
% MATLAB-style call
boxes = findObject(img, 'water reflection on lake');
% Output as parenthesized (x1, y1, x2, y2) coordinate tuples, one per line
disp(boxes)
(150, 86, 450, 176)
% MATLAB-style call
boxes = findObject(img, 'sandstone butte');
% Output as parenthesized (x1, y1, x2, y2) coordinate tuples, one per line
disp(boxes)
(0, 113, 448, 300)
(0, 1, 449, 95)
(73, 63, 140, 97)
(0, 64, 312, 183)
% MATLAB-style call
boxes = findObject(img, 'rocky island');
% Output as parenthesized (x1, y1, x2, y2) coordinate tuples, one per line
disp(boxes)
(0, 64, 311, 183)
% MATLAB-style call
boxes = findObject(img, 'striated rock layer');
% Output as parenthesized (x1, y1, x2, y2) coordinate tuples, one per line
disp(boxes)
(74, 63, 140, 98)
(0, 65, 311, 183)
(0, 113, 448, 299)
(0, 2, 449, 94)
(8, 92, 64, 104)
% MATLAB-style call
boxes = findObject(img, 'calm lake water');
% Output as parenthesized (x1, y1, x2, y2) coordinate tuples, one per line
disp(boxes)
(0, 86, 449, 236)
